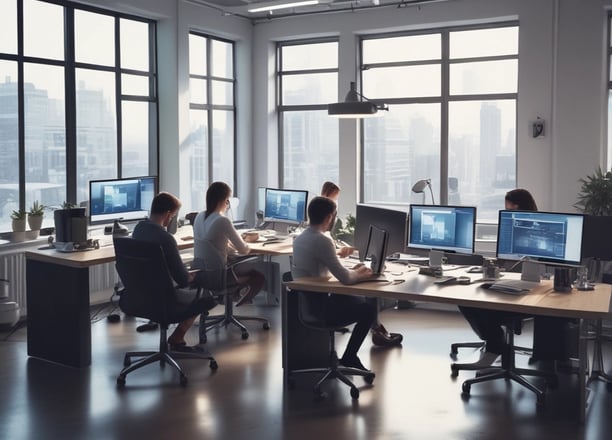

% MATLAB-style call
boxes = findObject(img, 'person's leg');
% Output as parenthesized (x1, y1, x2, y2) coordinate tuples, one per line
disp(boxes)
(366, 297, 403, 347)
(235, 269, 265, 306)
(457, 306, 507, 355)
(168, 316, 197, 346)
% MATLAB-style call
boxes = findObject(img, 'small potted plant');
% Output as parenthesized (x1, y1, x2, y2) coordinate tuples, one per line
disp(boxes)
(11, 209, 27, 232)
(27, 200, 46, 231)
(332, 213, 356, 246)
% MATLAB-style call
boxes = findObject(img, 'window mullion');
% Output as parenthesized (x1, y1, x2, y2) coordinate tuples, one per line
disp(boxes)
(64, 6, 77, 204)
(440, 29, 450, 206)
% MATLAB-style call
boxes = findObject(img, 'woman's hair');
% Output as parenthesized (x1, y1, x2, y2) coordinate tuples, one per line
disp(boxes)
(308, 196, 337, 225)
(150, 192, 181, 215)
(320, 181, 340, 198)
(205, 181, 232, 219)
(505, 188, 538, 211)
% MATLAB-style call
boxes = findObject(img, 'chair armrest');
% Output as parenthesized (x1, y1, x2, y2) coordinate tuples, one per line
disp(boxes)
(227, 254, 259, 270)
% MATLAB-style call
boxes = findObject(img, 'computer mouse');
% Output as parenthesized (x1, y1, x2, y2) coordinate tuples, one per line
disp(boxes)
(467, 266, 483, 273)
(480, 282, 493, 289)
(456, 276, 471, 285)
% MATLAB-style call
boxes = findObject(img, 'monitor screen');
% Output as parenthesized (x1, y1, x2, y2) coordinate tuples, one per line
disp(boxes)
(408, 205, 476, 254)
(89, 176, 157, 225)
(264, 188, 308, 224)
(354, 204, 408, 257)
(364, 225, 389, 275)
(581, 215, 612, 260)
(496, 210, 584, 265)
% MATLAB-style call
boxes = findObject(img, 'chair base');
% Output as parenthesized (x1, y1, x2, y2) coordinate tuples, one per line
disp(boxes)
(200, 297, 270, 342)
(117, 328, 217, 387)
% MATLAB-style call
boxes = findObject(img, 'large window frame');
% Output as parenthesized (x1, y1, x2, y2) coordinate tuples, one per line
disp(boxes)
(0, 0, 157, 232)
(607, 13, 612, 171)
(360, 22, 519, 224)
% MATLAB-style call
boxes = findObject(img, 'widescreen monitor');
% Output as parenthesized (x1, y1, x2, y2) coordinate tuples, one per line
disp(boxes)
(264, 188, 308, 224)
(496, 210, 584, 266)
(408, 205, 476, 254)
(89, 176, 157, 225)
(354, 204, 408, 257)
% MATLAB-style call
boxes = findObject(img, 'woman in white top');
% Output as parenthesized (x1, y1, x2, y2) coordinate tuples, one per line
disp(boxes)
(193, 182, 264, 306)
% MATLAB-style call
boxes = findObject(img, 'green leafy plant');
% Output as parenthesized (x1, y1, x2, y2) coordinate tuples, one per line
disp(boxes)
(10, 209, 26, 220)
(332, 213, 356, 244)
(29, 200, 46, 216)
(574, 168, 612, 216)
(61, 201, 76, 209)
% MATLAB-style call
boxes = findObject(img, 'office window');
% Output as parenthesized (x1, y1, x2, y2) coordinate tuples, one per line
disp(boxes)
(278, 40, 339, 196)
(362, 24, 518, 223)
(185, 32, 235, 213)
(608, 14, 612, 171)
(0, 0, 157, 232)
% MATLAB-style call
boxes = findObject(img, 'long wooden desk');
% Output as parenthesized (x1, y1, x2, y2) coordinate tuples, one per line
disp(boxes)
(24, 227, 292, 368)
(285, 266, 612, 423)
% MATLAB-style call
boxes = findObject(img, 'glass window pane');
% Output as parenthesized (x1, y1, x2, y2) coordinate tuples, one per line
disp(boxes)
(211, 39, 233, 79)
(363, 104, 440, 205)
(282, 110, 339, 197)
(282, 42, 338, 71)
(450, 27, 518, 59)
(75, 69, 117, 203)
(363, 34, 441, 64)
(75, 10, 115, 66)
(211, 80, 233, 106)
(450, 60, 518, 95)
(120, 19, 149, 71)
(363, 65, 441, 99)
(121, 101, 149, 177)
(608, 91, 612, 171)
(24, 63, 66, 213)
(448, 100, 516, 222)
(24, 0, 64, 60)
(212, 110, 234, 183)
(0, 0, 17, 54)
(0, 61, 19, 231)
(189, 34, 207, 76)
(183, 109, 209, 213)
(189, 78, 207, 105)
(122, 74, 149, 96)
(281, 73, 337, 105)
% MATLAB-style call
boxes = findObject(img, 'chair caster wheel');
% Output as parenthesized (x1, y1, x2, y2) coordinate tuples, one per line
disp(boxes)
(263, 322, 270, 330)
(462, 382, 471, 395)
(241, 331, 249, 340)
(117, 376, 126, 387)
(451, 367, 458, 377)
(364, 373, 375, 384)
(180, 375, 188, 386)
(350, 387, 360, 399)
(123, 358, 131, 367)
(210, 359, 218, 370)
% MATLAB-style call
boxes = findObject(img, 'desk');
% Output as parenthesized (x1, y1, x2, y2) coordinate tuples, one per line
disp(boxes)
(25, 227, 292, 368)
(285, 266, 612, 422)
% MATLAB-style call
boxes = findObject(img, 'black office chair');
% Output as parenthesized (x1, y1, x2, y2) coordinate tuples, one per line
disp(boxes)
(114, 237, 217, 387)
(185, 211, 198, 226)
(284, 274, 375, 400)
(193, 240, 270, 342)
(453, 316, 556, 407)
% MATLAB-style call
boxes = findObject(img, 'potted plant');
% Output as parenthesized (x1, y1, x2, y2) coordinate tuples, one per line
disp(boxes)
(27, 200, 46, 231)
(574, 167, 612, 215)
(332, 213, 356, 246)
(10, 209, 27, 232)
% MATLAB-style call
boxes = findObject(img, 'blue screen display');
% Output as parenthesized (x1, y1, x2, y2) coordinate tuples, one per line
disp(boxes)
(496, 210, 584, 265)
(408, 205, 476, 254)
(264, 188, 308, 224)
(89, 176, 157, 225)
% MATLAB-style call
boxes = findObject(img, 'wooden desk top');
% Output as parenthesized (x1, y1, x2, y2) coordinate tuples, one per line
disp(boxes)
(286, 266, 612, 320)
(25, 225, 293, 268)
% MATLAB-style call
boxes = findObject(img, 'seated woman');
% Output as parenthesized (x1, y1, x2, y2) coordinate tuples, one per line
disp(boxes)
(192, 181, 265, 306)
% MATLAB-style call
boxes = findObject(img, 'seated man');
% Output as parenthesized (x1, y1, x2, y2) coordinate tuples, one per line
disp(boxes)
(131, 191, 216, 350)
(291, 196, 377, 371)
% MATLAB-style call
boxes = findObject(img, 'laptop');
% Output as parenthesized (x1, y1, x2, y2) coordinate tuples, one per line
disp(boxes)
(358, 225, 390, 282)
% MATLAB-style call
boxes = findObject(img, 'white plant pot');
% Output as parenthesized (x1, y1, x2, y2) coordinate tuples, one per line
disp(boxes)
(28, 214, 43, 231)
(11, 219, 26, 233)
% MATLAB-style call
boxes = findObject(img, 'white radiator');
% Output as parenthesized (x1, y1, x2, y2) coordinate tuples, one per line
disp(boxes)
(0, 251, 118, 316)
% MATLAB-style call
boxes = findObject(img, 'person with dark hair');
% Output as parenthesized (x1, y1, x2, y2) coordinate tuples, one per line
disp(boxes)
(292, 196, 377, 371)
(505, 188, 538, 211)
(320, 181, 403, 347)
(192, 182, 265, 306)
(131, 192, 217, 349)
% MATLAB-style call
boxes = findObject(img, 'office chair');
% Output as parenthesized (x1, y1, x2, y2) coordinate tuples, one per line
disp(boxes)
(185, 212, 198, 226)
(113, 237, 218, 387)
(453, 316, 556, 407)
(193, 240, 270, 342)
(284, 274, 375, 400)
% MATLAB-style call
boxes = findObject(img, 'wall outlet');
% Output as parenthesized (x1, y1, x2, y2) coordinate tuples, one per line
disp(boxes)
(531, 119, 544, 138)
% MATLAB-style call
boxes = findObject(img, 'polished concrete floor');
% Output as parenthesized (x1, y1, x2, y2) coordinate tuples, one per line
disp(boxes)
(1, 302, 611, 440)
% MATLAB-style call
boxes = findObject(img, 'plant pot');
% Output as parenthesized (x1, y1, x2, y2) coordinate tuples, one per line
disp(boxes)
(28, 214, 43, 231)
(11, 219, 26, 233)
(11, 231, 26, 242)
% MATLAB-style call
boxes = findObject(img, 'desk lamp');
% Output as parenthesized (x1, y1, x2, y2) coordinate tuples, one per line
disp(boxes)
(412, 178, 435, 204)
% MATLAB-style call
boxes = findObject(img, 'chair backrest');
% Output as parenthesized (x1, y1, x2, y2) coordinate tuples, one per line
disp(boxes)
(113, 237, 177, 324)
(284, 271, 331, 329)
(185, 212, 198, 226)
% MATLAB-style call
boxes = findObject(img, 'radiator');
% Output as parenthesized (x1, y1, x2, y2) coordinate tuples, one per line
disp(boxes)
(0, 251, 119, 316)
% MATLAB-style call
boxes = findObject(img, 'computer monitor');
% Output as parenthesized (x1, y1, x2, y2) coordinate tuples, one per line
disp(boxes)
(581, 215, 612, 260)
(496, 210, 584, 266)
(89, 176, 157, 225)
(408, 204, 476, 254)
(264, 188, 308, 224)
(354, 204, 408, 257)
(363, 225, 389, 275)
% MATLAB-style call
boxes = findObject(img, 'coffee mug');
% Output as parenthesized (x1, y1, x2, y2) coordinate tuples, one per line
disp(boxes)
(242, 231, 260, 243)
